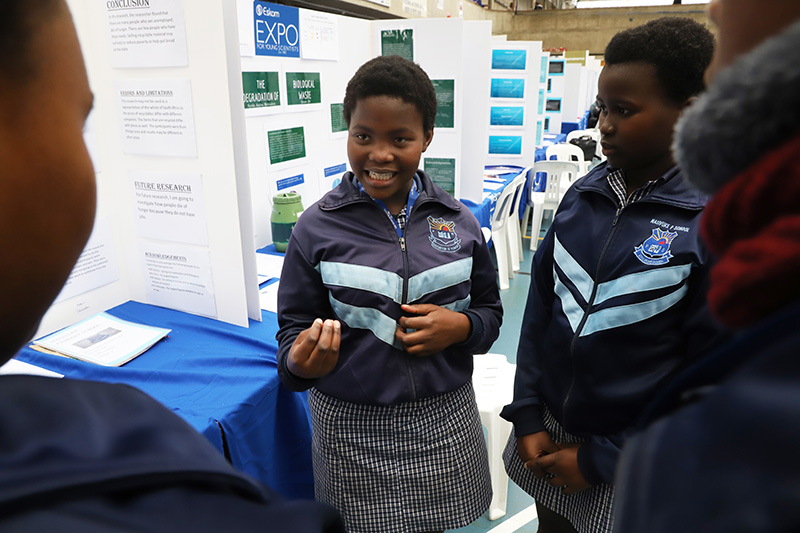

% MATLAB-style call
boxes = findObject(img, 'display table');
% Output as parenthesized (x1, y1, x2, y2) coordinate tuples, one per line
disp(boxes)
(13, 300, 314, 500)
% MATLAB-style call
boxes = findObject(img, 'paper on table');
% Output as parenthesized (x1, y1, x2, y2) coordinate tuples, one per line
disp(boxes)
(484, 181, 505, 191)
(33, 312, 171, 367)
(259, 281, 280, 313)
(0, 359, 63, 378)
(256, 253, 285, 279)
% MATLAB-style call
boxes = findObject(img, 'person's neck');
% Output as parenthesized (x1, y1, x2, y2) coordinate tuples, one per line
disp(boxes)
(624, 158, 674, 197)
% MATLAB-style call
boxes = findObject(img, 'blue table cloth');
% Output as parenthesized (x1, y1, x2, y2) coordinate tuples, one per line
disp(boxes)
(14, 300, 314, 500)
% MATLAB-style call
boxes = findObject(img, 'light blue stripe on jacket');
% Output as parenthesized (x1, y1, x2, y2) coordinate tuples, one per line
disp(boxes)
(408, 257, 473, 302)
(320, 259, 475, 347)
(554, 236, 692, 337)
(319, 262, 402, 303)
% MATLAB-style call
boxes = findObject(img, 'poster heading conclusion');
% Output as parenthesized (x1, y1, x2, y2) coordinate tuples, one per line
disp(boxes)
(254, 1, 300, 58)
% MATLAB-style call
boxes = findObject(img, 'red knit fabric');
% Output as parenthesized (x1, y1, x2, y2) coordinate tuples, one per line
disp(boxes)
(700, 133, 800, 328)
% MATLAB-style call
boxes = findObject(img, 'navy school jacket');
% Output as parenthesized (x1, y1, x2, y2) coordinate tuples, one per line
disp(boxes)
(276, 170, 503, 405)
(500, 162, 728, 485)
(0, 376, 345, 532)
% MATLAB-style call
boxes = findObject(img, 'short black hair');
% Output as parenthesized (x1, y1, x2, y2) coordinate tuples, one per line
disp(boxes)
(604, 17, 714, 103)
(0, 0, 64, 82)
(343, 55, 437, 132)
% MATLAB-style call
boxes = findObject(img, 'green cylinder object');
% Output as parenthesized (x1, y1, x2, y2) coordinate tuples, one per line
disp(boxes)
(271, 192, 303, 252)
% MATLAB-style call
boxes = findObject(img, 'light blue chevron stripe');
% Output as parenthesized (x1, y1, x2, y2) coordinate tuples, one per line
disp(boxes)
(329, 295, 402, 349)
(581, 283, 689, 337)
(441, 295, 471, 313)
(319, 261, 402, 303)
(553, 235, 593, 302)
(594, 264, 692, 305)
(407, 257, 473, 302)
(554, 267, 585, 333)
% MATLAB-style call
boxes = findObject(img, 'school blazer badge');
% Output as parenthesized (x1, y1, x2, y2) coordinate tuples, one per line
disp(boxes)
(427, 216, 461, 253)
(634, 227, 678, 266)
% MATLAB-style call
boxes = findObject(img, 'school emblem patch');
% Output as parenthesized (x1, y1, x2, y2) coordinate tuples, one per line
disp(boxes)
(634, 228, 678, 265)
(427, 216, 461, 253)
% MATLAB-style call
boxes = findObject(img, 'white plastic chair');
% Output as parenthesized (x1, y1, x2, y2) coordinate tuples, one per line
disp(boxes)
(525, 161, 580, 251)
(473, 353, 517, 521)
(546, 142, 590, 179)
(506, 171, 529, 273)
(489, 179, 519, 290)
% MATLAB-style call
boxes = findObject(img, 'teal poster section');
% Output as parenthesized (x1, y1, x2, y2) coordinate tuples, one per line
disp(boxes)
(490, 106, 524, 126)
(492, 49, 527, 70)
(488, 135, 523, 155)
(490, 78, 525, 99)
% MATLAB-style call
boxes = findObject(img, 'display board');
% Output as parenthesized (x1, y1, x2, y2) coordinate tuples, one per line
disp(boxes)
(38, 0, 260, 338)
(486, 40, 544, 165)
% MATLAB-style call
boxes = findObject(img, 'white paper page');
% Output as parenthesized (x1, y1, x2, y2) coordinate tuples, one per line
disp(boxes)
(115, 78, 198, 158)
(299, 10, 339, 61)
(256, 253, 285, 279)
(259, 281, 280, 313)
(131, 170, 209, 246)
(55, 218, 120, 303)
(35, 313, 170, 367)
(0, 359, 63, 378)
(484, 181, 505, 191)
(258, 275, 270, 285)
(103, 0, 188, 68)
(140, 242, 217, 318)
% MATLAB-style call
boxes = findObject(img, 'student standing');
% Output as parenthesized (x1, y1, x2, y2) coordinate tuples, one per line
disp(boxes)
(500, 17, 727, 533)
(615, 1, 800, 531)
(276, 56, 502, 533)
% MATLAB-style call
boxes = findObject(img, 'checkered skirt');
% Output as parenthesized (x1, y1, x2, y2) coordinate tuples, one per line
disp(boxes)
(503, 406, 615, 533)
(309, 382, 492, 533)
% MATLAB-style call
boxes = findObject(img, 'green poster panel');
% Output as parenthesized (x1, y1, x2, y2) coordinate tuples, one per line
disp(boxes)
(285, 72, 322, 106)
(381, 29, 413, 62)
(424, 157, 456, 196)
(268, 127, 306, 165)
(330, 103, 347, 133)
(432, 79, 455, 129)
(242, 71, 280, 109)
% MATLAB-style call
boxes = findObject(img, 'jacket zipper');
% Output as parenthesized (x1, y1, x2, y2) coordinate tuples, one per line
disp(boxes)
(561, 209, 622, 427)
(396, 196, 436, 401)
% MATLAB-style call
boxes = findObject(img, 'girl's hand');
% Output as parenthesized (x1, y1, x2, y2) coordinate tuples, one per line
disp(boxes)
(517, 431, 559, 477)
(287, 318, 341, 379)
(395, 304, 470, 357)
(535, 443, 591, 495)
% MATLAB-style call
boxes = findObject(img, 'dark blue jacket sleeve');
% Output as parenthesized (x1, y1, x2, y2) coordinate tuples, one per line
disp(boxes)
(459, 226, 503, 355)
(275, 224, 334, 392)
(499, 225, 557, 437)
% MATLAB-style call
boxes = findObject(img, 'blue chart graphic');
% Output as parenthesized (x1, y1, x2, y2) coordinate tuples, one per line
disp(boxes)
(490, 78, 525, 99)
(490, 106, 525, 126)
(489, 135, 523, 155)
(492, 49, 527, 70)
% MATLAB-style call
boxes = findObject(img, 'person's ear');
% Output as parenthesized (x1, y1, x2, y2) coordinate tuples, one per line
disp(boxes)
(422, 130, 434, 152)
(682, 95, 698, 111)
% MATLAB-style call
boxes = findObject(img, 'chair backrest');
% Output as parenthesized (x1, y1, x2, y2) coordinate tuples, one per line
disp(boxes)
(530, 160, 580, 209)
(509, 169, 530, 221)
(566, 128, 600, 144)
(490, 178, 518, 232)
(546, 142, 586, 164)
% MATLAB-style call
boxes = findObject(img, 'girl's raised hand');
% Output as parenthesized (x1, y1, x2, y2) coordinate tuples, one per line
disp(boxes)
(287, 318, 341, 379)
